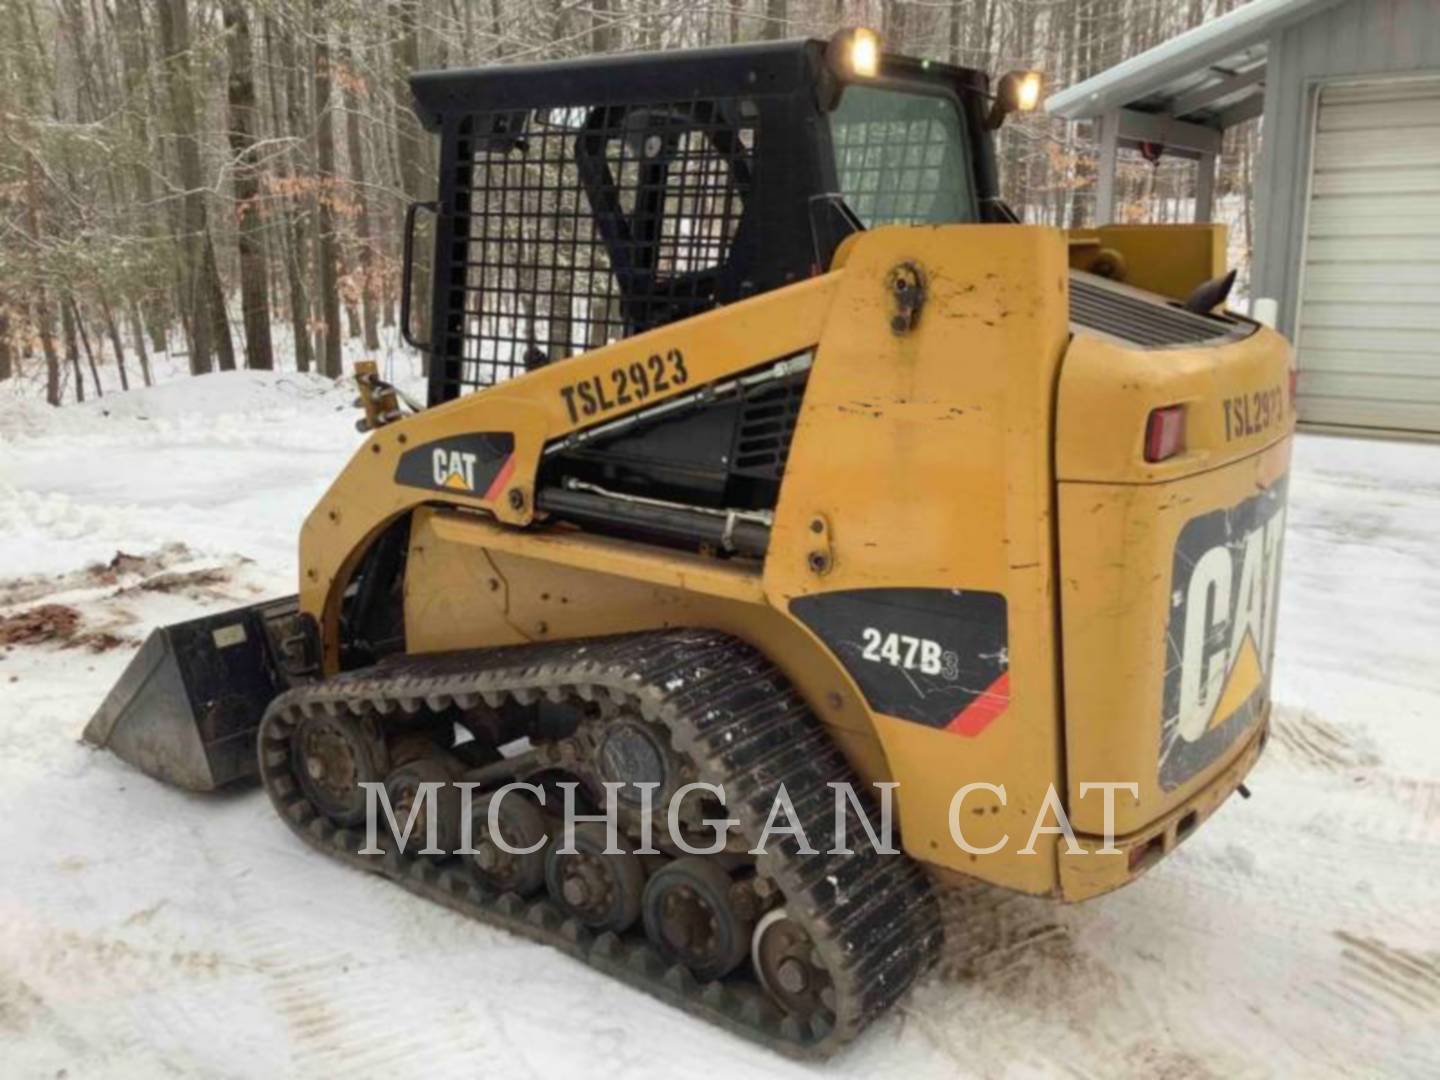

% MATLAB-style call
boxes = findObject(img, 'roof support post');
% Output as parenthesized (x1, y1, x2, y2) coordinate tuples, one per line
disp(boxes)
(1095, 110, 1120, 224)
(1195, 149, 1217, 222)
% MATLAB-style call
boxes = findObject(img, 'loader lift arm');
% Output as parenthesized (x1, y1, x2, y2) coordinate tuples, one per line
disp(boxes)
(298, 272, 842, 671)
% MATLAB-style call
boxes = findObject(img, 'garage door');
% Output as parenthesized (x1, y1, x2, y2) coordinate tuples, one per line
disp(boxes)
(1296, 76, 1440, 432)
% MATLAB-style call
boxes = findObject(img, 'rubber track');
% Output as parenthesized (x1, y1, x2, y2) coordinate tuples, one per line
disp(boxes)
(257, 628, 943, 1057)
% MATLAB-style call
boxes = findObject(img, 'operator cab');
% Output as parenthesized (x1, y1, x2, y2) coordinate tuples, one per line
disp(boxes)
(408, 36, 1009, 404)
(404, 36, 1018, 522)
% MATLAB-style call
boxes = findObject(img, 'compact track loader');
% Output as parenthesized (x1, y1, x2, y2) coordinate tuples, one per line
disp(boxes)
(86, 32, 1294, 1055)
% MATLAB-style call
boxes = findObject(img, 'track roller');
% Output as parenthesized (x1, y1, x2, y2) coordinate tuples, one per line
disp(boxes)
(469, 791, 549, 896)
(642, 857, 753, 980)
(545, 822, 645, 931)
(291, 711, 388, 827)
(751, 908, 837, 1021)
(383, 757, 462, 855)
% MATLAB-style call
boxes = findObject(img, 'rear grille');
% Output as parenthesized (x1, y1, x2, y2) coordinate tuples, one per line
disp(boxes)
(1069, 271, 1250, 348)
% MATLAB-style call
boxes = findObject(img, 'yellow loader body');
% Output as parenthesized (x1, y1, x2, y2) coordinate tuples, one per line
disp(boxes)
(295, 223, 1293, 901)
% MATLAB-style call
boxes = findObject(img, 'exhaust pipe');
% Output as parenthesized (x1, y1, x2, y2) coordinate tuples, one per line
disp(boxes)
(83, 596, 314, 792)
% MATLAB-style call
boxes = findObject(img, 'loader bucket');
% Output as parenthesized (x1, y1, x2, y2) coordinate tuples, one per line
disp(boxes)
(83, 596, 301, 792)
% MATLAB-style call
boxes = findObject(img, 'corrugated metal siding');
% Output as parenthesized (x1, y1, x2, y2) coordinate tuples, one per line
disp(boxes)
(1294, 78, 1440, 430)
(1252, 0, 1440, 326)
(1249, 0, 1440, 432)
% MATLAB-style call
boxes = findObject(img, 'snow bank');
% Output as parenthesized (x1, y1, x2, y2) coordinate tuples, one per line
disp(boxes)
(1, 368, 364, 583)
(0, 320, 428, 430)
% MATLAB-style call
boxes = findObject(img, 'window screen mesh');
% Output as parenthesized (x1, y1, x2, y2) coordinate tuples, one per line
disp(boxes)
(828, 86, 975, 228)
(440, 100, 756, 396)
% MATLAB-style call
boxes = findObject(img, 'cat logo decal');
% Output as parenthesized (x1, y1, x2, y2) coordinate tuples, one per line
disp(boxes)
(1161, 478, 1287, 789)
(393, 433, 515, 500)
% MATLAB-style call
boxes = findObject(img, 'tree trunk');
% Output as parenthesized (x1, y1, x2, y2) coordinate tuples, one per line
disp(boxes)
(222, 0, 275, 369)
(342, 33, 381, 351)
(0, 313, 12, 381)
(204, 233, 237, 370)
(591, 0, 613, 52)
(155, 0, 214, 375)
(40, 292, 61, 406)
(312, 0, 343, 377)
(392, 0, 428, 362)
(71, 298, 105, 398)
(99, 290, 131, 391)
(137, 0, 182, 355)
(269, 16, 315, 374)
(883, 2, 906, 51)
(23, 154, 61, 406)
(128, 303, 153, 386)
(62, 298, 85, 403)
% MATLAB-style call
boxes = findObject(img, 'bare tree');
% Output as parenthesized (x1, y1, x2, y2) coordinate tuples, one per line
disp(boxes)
(269, 13, 316, 374)
(222, 0, 275, 369)
(341, 32, 381, 351)
(155, 0, 218, 374)
(391, 0, 429, 353)
(312, 0, 343, 376)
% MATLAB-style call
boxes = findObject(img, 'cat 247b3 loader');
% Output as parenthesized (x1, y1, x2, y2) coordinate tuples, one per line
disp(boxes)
(86, 30, 1294, 1056)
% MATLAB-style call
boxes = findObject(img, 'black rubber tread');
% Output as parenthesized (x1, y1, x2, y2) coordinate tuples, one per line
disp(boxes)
(256, 628, 942, 1057)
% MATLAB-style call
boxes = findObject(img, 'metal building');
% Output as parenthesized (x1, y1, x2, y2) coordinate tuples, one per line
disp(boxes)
(1047, 0, 1440, 435)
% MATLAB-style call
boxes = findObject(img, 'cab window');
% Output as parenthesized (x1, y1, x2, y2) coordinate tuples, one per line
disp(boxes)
(828, 85, 979, 227)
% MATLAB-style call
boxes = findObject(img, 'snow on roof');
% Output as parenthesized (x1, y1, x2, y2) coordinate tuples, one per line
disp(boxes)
(1045, 0, 1348, 125)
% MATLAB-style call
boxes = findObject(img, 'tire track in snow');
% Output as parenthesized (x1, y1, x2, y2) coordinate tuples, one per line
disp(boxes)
(1332, 931, 1440, 1016)
(229, 855, 517, 1077)
(937, 885, 1073, 982)
(1269, 706, 1381, 772)
(1378, 775, 1440, 843)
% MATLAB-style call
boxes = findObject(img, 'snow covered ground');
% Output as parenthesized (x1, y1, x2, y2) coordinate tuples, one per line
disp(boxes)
(2, 365, 1438, 1078)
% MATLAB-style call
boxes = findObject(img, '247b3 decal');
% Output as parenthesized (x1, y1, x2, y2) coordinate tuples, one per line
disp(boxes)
(859, 628, 961, 680)
(791, 589, 1009, 737)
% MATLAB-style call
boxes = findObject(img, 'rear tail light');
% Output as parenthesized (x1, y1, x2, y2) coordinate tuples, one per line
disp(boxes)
(1287, 368, 1298, 413)
(1144, 405, 1186, 463)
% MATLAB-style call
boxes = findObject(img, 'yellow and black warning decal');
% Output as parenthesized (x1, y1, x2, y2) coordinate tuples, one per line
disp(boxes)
(1161, 476, 1287, 790)
(789, 588, 1009, 736)
(394, 433, 515, 500)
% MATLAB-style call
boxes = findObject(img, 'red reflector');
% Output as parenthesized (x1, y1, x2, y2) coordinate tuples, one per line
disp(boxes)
(1144, 405, 1185, 462)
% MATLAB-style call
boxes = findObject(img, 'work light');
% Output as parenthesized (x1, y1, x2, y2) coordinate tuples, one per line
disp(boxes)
(1015, 70, 1042, 112)
(987, 69, 1044, 128)
(848, 27, 880, 77)
(825, 27, 881, 80)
